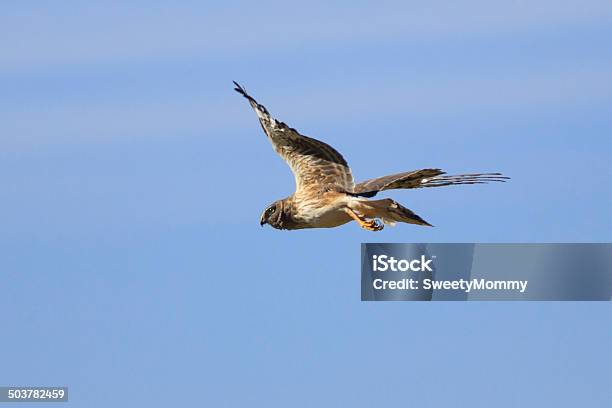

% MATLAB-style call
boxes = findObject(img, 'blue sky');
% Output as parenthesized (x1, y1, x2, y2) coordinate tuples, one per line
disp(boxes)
(1, 1, 611, 406)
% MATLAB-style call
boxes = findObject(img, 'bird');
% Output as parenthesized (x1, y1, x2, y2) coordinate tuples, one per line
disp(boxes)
(234, 81, 508, 232)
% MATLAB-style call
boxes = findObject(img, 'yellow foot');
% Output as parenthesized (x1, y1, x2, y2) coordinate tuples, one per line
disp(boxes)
(361, 219, 384, 231)
(344, 208, 384, 232)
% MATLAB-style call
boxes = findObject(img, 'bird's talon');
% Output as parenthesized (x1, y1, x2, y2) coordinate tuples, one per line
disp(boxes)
(363, 219, 383, 231)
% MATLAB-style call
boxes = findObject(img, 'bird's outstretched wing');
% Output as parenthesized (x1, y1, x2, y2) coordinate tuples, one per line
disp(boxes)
(234, 81, 354, 193)
(354, 169, 509, 197)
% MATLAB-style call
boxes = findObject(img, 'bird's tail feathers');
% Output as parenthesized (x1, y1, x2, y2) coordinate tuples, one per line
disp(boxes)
(351, 198, 432, 227)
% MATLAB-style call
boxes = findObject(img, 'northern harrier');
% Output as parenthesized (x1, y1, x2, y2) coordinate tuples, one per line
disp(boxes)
(234, 82, 508, 231)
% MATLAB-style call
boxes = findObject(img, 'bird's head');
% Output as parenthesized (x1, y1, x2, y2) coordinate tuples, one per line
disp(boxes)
(260, 199, 287, 229)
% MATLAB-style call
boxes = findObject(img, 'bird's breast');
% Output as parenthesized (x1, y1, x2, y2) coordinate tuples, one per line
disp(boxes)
(290, 192, 352, 228)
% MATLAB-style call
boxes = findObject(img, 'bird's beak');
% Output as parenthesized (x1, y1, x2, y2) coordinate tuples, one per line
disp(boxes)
(260, 215, 267, 227)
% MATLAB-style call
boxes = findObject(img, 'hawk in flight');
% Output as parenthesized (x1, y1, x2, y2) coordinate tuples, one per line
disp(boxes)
(234, 82, 508, 231)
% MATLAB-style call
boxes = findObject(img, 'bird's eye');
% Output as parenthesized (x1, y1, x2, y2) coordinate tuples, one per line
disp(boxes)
(266, 206, 276, 215)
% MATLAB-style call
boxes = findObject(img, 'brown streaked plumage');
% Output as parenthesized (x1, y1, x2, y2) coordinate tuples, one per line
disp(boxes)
(235, 82, 508, 231)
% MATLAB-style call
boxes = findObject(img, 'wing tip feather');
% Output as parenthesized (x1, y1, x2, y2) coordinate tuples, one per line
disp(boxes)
(232, 81, 271, 116)
(233, 80, 248, 96)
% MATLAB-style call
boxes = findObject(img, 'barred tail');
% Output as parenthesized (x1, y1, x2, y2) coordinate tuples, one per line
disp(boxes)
(352, 198, 432, 227)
